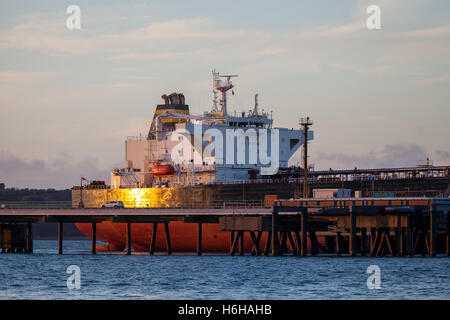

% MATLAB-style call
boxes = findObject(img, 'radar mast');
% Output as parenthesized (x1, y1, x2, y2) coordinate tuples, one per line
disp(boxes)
(212, 69, 238, 116)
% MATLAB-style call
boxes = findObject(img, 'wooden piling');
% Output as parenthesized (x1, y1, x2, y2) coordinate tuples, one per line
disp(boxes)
(375, 229, 385, 256)
(26, 222, 33, 254)
(286, 232, 298, 256)
(325, 235, 335, 253)
(300, 210, 307, 256)
(239, 231, 244, 256)
(256, 231, 262, 255)
(58, 222, 63, 254)
(91, 222, 96, 254)
(360, 228, 367, 256)
(249, 231, 261, 256)
(150, 223, 158, 255)
(126, 222, 131, 255)
(264, 231, 271, 256)
(294, 231, 301, 252)
(197, 223, 202, 256)
(309, 231, 318, 256)
(230, 231, 235, 250)
(349, 207, 357, 257)
(272, 211, 280, 256)
(164, 222, 172, 255)
(447, 211, 450, 257)
(396, 216, 401, 256)
(429, 205, 436, 256)
(385, 229, 394, 256)
(369, 228, 376, 256)
(336, 232, 342, 255)
(230, 231, 240, 256)
(280, 232, 287, 255)
(411, 229, 419, 256)
(410, 210, 419, 256)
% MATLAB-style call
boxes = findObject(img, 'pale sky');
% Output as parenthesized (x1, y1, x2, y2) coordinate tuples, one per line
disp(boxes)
(1, 0, 449, 188)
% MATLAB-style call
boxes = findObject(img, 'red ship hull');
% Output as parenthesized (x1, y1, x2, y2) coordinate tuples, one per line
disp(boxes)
(75, 221, 321, 253)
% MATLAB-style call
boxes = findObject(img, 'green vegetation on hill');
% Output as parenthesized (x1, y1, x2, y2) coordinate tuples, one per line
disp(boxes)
(0, 187, 71, 201)
(0, 186, 87, 239)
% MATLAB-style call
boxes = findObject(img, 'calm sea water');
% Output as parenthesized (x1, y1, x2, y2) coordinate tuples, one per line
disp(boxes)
(0, 240, 449, 300)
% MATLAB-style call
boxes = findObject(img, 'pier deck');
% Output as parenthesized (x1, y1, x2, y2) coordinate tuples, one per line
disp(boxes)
(0, 197, 449, 257)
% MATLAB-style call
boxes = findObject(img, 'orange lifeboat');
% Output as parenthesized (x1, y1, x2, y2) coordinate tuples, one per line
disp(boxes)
(152, 163, 175, 176)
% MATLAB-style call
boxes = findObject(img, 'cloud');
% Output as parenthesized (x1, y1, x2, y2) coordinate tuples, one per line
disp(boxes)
(435, 150, 450, 162)
(109, 52, 189, 60)
(0, 16, 271, 56)
(0, 151, 109, 189)
(317, 143, 428, 169)
(416, 74, 450, 86)
(0, 71, 54, 83)
(1, 1, 449, 177)
(316, 22, 364, 37)
(1, 3, 448, 77)
(393, 25, 450, 39)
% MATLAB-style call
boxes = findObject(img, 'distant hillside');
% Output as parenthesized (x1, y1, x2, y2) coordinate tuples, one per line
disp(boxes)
(0, 187, 71, 201)
(0, 187, 87, 240)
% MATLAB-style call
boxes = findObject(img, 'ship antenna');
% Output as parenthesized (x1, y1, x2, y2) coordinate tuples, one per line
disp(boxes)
(212, 69, 238, 116)
(211, 90, 219, 113)
(253, 93, 259, 116)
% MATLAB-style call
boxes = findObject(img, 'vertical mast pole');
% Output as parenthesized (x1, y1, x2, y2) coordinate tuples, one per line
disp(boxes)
(299, 117, 313, 198)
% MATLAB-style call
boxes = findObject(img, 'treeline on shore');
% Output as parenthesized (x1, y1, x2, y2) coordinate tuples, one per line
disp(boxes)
(0, 186, 88, 240)
(0, 187, 71, 201)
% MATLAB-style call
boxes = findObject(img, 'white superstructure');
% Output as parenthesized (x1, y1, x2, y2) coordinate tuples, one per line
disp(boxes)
(111, 71, 313, 188)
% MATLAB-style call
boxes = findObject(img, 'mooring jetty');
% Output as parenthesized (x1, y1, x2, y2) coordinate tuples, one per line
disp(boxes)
(1, 197, 449, 257)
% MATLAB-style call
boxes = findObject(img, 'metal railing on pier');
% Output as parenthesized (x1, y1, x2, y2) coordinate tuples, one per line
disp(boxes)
(115, 200, 266, 209)
(0, 201, 72, 209)
(0, 200, 266, 209)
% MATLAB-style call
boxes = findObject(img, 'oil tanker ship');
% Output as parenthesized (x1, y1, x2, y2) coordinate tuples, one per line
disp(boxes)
(73, 70, 315, 252)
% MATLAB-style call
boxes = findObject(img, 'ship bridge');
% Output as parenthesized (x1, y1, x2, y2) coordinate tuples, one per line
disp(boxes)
(113, 71, 312, 188)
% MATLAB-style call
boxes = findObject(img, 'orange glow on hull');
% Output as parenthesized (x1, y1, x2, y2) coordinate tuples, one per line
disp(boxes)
(75, 222, 320, 253)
